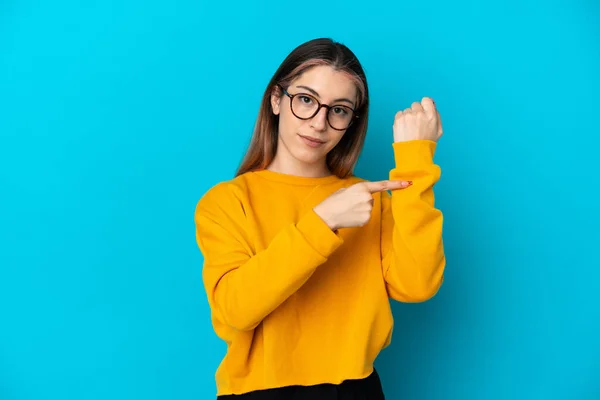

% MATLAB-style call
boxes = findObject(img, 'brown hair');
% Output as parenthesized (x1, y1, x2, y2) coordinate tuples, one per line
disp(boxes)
(235, 38, 370, 178)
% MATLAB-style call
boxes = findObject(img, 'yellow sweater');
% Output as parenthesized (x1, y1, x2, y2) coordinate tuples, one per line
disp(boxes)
(194, 139, 445, 396)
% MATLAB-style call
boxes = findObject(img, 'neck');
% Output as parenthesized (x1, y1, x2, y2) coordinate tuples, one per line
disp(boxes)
(267, 154, 331, 178)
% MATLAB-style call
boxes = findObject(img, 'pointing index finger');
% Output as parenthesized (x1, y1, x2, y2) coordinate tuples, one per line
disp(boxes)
(364, 180, 411, 193)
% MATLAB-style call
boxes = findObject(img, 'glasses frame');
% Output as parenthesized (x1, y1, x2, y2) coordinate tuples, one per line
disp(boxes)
(277, 84, 359, 131)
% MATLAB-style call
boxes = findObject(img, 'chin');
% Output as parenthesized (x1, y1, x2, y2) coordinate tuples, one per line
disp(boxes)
(295, 153, 325, 165)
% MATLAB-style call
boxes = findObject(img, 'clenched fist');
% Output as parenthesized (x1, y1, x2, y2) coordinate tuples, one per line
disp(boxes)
(393, 97, 443, 143)
(314, 180, 412, 231)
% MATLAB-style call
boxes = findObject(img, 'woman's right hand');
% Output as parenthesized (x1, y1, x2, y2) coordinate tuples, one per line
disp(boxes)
(313, 180, 412, 231)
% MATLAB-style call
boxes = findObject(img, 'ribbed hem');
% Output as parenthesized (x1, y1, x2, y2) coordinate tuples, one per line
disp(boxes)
(252, 169, 342, 186)
(296, 210, 344, 257)
(392, 140, 437, 170)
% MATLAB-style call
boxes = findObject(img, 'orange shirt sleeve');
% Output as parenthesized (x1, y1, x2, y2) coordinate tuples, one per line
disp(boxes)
(380, 140, 446, 302)
(195, 182, 344, 331)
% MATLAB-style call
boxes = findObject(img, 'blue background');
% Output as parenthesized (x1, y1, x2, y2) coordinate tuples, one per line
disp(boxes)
(1, 1, 599, 399)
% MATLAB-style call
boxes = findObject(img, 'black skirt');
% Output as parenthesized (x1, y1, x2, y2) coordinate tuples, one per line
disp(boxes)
(217, 369, 385, 400)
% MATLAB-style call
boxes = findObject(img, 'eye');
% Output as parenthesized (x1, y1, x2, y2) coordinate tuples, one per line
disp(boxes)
(298, 95, 314, 104)
(332, 107, 349, 115)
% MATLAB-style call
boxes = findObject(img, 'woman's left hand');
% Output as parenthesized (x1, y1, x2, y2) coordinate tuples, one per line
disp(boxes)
(393, 97, 443, 143)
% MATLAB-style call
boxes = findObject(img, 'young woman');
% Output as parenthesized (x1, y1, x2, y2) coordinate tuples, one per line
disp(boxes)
(194, 38, 445, 399)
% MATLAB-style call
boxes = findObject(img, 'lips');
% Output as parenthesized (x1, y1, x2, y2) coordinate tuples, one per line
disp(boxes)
(298, 134, 325, 144)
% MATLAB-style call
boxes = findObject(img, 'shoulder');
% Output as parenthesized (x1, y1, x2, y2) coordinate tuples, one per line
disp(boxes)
(194, 173, 253, 218)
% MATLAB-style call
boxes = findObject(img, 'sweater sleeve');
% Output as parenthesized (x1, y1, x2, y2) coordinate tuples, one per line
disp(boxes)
(195, 183, 344, 331)
(380, 140, 446, 302)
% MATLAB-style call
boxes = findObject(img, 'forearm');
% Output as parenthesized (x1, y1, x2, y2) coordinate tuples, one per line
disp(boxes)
(199, 210, 343, 331)
(382, 140, 446, 302)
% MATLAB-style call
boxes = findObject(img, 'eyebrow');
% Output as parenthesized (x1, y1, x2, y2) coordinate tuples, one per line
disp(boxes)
(295, 85, 355, 108)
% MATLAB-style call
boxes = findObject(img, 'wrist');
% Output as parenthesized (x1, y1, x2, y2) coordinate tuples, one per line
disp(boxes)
(313, 206, 338, 231)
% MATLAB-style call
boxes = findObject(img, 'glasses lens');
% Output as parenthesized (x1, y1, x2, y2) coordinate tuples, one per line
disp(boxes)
(328, 106, 354, 130)
(291, 94, 319, 119)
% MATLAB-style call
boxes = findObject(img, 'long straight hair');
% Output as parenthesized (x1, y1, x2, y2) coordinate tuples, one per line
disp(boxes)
(235, 38, 370, 178)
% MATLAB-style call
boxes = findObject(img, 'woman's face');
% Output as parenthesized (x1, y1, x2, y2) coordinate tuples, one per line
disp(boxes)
(270, 65, 358, 176)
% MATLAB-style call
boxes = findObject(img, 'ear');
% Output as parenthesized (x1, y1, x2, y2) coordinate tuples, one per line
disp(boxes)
(270, 85, 282, 115)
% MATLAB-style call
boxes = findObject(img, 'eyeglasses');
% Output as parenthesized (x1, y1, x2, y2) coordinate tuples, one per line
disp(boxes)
(279, 85, 358, 131)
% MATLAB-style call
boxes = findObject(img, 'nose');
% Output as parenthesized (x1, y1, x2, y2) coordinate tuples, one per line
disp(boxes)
(310, 106, 328, 131)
